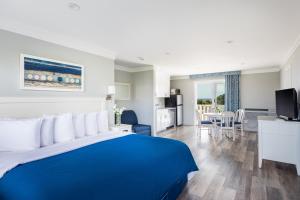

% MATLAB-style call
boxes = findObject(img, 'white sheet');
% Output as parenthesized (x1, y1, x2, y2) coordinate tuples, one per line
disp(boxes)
(0, 132, 133, 179)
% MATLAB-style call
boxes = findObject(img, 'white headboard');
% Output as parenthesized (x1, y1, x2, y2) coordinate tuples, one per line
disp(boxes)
(0, 97, 106, 118)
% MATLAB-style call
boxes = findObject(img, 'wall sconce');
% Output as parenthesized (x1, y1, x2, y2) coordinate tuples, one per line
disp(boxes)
(106, 85, 115, 100)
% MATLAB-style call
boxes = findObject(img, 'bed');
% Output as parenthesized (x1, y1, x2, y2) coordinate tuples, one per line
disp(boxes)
(0, 132, 198, 200)
(0, 97, 198, 200)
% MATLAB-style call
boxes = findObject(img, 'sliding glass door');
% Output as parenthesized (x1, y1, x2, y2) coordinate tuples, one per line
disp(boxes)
(196, 81, 225, 116)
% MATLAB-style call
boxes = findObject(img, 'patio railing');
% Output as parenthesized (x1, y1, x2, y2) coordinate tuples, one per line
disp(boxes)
(197, 104, 224, 120)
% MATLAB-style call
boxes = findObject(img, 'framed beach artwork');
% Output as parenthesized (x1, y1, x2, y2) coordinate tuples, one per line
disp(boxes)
(20, 54, 84, 92)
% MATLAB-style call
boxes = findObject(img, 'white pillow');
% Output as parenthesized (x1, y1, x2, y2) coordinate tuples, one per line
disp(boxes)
(85, 112, 98, 136)
(0, 118, 42, 151)
(97, 111, 109, 133)
(54, 113, 75, 143)
(40, 115, 55, 147)
(73, 113, 86, 138)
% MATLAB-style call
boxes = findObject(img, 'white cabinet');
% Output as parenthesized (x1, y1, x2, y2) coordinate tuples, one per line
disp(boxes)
(154, 69, 170, 98)
(258, 116, 300, 176)
(156, 108, 175, 132)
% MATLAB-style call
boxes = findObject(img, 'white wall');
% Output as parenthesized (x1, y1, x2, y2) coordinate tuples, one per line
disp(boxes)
(171, 72, 280, 125)
(0, 29, 115, 97)
(281, 44, 300, 98)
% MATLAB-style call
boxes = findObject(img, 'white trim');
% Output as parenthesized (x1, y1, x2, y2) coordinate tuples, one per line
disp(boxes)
(170, 75, 189, 80)
(241, 67, 280, 75)
(115, 65, 133, 72)
(0, 97, 104, 104)
(0, 97, 106, 118)
(115, 65, 153, 73)
(171, 67, 280, 80)
(0, 18, 115, 60)
(281, 34, 300, 69)
(20, 54, 85, 92)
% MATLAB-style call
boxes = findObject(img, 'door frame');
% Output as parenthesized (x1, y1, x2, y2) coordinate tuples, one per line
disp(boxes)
(193, 78, 225, 125)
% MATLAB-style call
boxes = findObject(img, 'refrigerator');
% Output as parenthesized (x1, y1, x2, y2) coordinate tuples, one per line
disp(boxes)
(165, 95, 183, 126)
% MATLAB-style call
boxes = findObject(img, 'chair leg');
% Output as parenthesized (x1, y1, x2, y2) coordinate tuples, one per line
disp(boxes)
(233, 128, 235, 141)
(241, 124, 244, 136)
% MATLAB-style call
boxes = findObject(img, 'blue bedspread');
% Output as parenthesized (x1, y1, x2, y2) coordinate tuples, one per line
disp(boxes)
(0, 134, 198, 200)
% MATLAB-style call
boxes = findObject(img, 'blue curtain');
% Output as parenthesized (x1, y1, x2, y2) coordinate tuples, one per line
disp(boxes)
(225, 73, 240, 111)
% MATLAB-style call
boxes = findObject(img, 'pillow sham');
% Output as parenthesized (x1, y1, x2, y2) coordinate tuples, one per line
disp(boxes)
(41, 115, 55, 147)
(85, 112, 98, 136)
(97, 111, 109, 133)
(54, 113, 75, 143)
(0, 118, 42, 151)
(73, 113, 86, 138)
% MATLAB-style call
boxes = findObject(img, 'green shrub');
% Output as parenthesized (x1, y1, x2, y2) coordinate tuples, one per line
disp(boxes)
(197, 99, 212, 105)
(216, 94, 225, 105)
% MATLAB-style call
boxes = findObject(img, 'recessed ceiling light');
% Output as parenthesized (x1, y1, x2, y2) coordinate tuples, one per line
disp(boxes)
(226, 40, 234, 44)
(241, 62, 245, 65)
(68, 2, 80, 11)
(165, 52, 171, 56)
(137, 57, 144, 61)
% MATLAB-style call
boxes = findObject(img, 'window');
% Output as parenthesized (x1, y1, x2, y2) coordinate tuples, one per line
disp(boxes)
(196, 81, 225, 112)
(215, 83, 225, 112)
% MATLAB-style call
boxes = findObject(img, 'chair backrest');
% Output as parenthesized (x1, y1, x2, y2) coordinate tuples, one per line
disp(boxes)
(221, 112, 235, 128)
(235, 109, 245, 123)
(121, 110, 138, 125)
(195, 110, 203, 124)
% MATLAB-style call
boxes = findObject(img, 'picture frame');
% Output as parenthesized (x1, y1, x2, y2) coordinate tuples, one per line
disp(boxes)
(20, 54, 84, 92)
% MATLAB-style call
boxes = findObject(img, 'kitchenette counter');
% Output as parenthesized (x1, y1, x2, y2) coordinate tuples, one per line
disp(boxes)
(156, 107, 176, 110)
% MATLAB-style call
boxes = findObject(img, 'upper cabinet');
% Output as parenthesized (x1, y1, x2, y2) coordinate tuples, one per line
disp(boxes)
(154, 68, 170, 98)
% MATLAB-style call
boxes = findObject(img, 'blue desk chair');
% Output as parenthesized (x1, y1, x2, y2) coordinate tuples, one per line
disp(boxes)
(121, 110, 151, 136)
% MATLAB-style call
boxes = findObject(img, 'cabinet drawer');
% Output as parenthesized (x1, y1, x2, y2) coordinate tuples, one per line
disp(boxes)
(262, 133, 297, 164)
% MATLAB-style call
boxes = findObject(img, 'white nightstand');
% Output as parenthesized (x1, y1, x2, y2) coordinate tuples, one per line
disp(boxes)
(110, 124, 132, 133)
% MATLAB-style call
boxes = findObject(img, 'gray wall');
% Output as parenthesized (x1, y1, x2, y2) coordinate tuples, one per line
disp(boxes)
(171, 72, 280, 125)
(114, 69, 154, 130)
(281, 44, 300, 100)
(240, 72, 280, 112)
(0, 29, 114, 97)
(114, 70, 134, 109)
(132, 71, 154, 128)
(170, 79, 195, 125)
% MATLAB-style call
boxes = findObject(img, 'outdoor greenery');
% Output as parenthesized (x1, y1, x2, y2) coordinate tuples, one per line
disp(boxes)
(197, 94, 225, 105)
(216, 94, 225, 105)
(197, 98, 212, 105)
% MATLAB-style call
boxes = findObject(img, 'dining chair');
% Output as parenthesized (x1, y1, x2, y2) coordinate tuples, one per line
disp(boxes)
(218, 112, 236, 140)
(195, 110, 214, 136)
(234, 109, 245, 136)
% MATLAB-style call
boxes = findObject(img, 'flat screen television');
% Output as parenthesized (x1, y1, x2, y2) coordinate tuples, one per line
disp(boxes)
(275, 88, 298, 120)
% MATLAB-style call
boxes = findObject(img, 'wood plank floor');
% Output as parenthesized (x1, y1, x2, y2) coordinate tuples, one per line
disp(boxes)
(157, 126, 300, 200)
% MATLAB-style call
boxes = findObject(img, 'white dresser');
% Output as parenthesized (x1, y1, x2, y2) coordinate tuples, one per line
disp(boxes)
(258, 116, 300, 175)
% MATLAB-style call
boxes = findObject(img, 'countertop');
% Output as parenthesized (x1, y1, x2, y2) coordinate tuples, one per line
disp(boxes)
(156, 107, 176, 110)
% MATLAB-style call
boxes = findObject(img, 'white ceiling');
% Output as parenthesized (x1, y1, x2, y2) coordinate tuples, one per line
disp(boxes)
(1, 0, 300, 75)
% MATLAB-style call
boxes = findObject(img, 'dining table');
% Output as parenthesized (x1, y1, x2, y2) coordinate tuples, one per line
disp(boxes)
(202, 112, 235, 138)
(202, 112, 223, 124)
